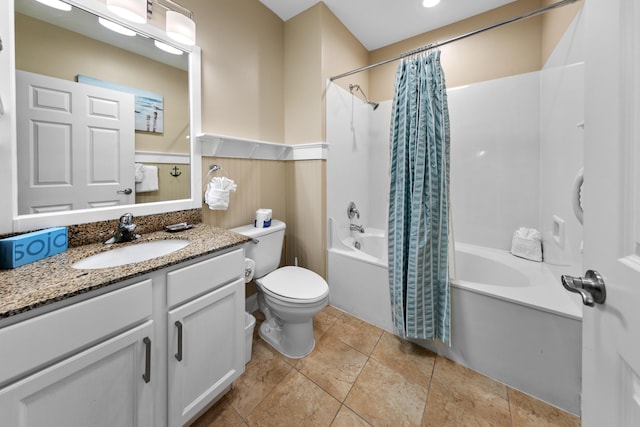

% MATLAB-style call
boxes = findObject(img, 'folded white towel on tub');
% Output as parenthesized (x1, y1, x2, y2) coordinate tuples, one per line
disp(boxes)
(511, 227, 542, 262)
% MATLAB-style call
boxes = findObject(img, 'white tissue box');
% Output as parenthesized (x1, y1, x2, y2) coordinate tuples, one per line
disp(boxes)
(511, 235, 542, 262)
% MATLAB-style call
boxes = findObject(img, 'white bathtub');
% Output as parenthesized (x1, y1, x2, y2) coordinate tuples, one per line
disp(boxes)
(327, 219, 583, 414)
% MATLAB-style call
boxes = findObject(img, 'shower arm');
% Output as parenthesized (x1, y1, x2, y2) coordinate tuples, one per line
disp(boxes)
(349, 84, 370, 103)
(349, 84, 380, 110)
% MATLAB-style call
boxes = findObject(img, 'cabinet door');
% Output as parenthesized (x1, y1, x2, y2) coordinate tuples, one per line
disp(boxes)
(0, 321, 155, 427)
(168, 278, 245, 427)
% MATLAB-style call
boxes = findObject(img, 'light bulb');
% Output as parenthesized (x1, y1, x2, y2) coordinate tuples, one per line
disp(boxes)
(35, 0, 72, 11)
(166, 11, 196, 46)
(106, 0, 147, 24)
(154, 40, 183, 55)
(98, 17, 136, 37)
(422, 0, 441, 7)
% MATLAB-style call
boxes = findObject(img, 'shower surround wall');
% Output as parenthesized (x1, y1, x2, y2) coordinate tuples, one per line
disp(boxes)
(326, 84, 391, 232)
(327, 72, 542, 253)
(328, 67, 583, 262)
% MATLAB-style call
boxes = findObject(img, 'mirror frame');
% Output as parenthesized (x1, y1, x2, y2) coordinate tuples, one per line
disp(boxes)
(0, 0, 202, 233)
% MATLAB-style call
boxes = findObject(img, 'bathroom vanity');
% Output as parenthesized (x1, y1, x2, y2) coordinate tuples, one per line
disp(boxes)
(0, 224, 249, 427)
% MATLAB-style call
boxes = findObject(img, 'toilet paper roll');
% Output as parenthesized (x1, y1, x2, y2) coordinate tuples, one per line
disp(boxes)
(254, 208, 272, 228)
(244, 258, 255, 283)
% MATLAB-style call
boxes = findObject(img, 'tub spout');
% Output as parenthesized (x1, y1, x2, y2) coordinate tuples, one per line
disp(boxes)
(350, 224, 365, 233)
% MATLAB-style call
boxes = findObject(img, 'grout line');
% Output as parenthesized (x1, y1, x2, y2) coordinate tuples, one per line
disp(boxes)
(419, 351, 439, 426)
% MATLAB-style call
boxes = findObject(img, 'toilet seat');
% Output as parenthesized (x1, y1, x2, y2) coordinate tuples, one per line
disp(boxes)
(258, 266, 329, 304)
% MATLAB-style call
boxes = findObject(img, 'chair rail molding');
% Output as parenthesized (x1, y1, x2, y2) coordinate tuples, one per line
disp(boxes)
(198, 134, 328, 161)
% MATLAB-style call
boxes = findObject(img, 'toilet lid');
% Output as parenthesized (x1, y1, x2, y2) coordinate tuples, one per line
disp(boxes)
(259, 266, 329, 302)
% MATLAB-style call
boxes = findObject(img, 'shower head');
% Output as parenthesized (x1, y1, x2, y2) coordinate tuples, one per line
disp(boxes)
(349, 84, 379, 111)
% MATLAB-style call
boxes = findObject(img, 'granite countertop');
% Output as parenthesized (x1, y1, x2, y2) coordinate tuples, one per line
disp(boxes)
(0, 224, 250, 320)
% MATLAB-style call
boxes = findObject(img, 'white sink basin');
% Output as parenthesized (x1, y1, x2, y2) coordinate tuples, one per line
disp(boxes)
(72, 240, 190, 269)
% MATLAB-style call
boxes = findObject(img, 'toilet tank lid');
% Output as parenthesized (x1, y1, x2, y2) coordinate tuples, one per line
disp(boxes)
(230, 219, 286, 238)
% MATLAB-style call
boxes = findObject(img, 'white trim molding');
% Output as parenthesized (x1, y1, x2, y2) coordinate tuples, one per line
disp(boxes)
(135, 151, 190, 164)
(198, 133, 327, 161)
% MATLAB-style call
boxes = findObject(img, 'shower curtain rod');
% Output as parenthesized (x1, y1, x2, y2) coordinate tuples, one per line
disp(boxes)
(329, 0, 579, 82)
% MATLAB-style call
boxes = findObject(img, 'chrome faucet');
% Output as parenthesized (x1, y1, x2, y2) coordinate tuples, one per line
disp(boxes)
(349, 224, 365, 233)
(104, 213, 140, 245)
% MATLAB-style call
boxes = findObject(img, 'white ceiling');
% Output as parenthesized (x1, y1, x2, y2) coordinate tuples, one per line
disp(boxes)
(259, 0, 517, 50)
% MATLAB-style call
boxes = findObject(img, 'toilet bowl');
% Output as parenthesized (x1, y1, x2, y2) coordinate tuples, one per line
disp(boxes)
(231, 220, 329, 358)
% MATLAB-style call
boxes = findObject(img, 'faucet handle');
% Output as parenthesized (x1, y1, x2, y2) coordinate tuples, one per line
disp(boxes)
(119, 213, 134, 226)
(347, 202, 360, 220)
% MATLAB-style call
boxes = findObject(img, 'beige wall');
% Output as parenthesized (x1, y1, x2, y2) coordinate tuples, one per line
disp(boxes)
(369, 0, 544, 100)
(135, 163, 191, 204)
(182, 0, 284, 142)
(15, 13, 189, 155)
(201, 158, 287, 230)
(285, 160, 326, 276)
(541, 0, 583, 64)
(284, 4, 323, 144)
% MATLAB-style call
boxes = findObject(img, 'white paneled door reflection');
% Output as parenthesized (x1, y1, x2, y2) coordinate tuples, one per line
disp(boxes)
(16, 70, 135, 214)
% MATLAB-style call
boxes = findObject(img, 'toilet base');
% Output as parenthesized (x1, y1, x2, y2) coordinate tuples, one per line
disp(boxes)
(258, 317, 316, 359)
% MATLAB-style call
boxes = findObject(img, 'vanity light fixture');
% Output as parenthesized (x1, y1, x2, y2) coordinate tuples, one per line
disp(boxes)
(154, 0, 196, 46)
(165, 10, 196, 46)
(106, 0, 148, 24)
(34, 0, 72, 11)
(154, 40, 183, 55)
(422, 0, 441, 7)
(98, 17, 137, 37)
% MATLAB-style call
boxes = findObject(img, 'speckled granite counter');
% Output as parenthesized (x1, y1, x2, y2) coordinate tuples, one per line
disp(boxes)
(0, 224, 250, 319)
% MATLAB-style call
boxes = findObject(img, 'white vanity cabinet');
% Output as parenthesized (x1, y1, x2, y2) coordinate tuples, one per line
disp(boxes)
(0, 279, 156, 427)
(166, 249, 245, 427)
(0, 245, 246, 427)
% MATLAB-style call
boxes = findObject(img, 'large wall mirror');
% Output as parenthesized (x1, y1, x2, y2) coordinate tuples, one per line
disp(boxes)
(1, 0, 202, 233)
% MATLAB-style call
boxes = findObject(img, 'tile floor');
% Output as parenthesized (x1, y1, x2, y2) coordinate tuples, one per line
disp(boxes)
(191, 305, 581, 427)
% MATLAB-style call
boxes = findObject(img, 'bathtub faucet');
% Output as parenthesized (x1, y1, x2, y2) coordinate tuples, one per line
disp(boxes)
(349, 224, 365, 233)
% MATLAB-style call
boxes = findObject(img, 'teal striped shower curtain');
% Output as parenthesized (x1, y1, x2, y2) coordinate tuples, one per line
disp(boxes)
(388, 50, 451, 345)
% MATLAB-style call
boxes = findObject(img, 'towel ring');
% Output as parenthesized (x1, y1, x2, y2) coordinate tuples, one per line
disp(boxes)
(205, 164, 228, 182)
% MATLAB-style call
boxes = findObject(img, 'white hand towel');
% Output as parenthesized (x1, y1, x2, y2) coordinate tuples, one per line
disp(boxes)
(205, 176, 237, 210)
(134, 163, 144, 183)
(135, 165, 159, 192)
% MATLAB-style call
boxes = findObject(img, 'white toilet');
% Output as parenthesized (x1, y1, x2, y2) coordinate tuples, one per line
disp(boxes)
(231, 220, 329, 358)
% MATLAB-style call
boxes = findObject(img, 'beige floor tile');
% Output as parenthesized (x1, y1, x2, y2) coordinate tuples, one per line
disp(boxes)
(225, 339, 293, 418)
(322, 305, 346, 319)
(423, 391, 506, 427)
(324, 313, 383, 356)
(508, 388, 580, 427)
(298, 335, 368, 401)
(313, 309, 340, 341)
(345, 358, 428, 426)
(331, 405, 372, 427)
(425, 356, 511, 426)
(189, 399, 245, 427)
(192, 308, 582, 427)
(371, 331, 436, 387)
(247, 369, 341, 427)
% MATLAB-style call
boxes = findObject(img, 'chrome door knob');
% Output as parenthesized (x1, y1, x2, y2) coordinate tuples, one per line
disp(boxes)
(561, 270, 606, 307)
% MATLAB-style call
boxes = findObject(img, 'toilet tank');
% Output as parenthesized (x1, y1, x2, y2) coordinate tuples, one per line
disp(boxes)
(230, 220, 286, 279)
